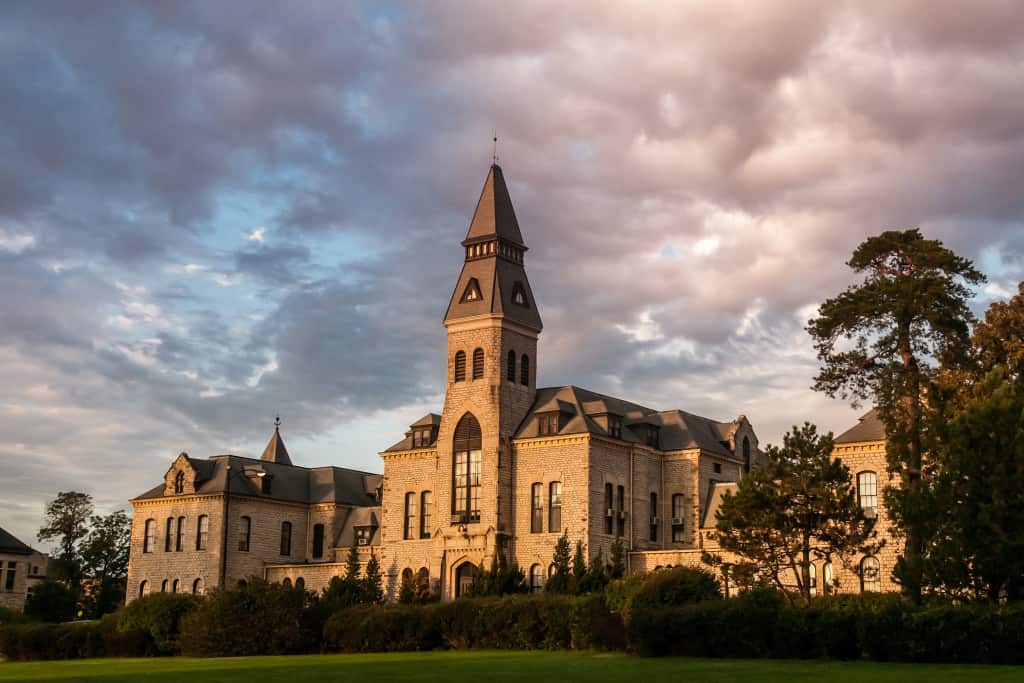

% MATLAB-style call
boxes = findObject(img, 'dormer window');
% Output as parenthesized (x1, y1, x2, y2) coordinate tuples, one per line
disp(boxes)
(174, 471, 185, 494)
(412, 429, 432, 449)
(460, 278, 483, 303)
(356, 527, 371, 546)
(538, 413, 560, 436)
(645, 426, 660, 448)
(608, 415, 622, 439)
(260, 474, 272, 495)
(511, 282, 529, 308)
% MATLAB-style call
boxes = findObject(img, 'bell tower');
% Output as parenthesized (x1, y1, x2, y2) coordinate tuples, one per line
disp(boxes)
(435, 164, 542, 594)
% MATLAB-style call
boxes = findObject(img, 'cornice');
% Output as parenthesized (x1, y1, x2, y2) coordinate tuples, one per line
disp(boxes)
(379, 448, 438, 461)
(513, 434, 590, 449)
(443, 314, 540, 337)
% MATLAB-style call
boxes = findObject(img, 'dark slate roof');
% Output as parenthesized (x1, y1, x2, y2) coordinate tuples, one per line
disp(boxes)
(835, 410, 886, 444)
(701, 481, 739, 528)
(466, 164, 525, 246)
(260, 425, 292, 465)
(133, 454, 381, 507)
(384, 413, 442, 452)
(514, 385, 753, 458)
(337, 506, 382, 547)
(0, 526, 34, 555)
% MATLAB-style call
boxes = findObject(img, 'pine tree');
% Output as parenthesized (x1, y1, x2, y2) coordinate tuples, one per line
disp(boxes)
(362, 551, 384, 604)
(572, 540, 588, 594)
(345, 541, 361, 581)
(609, 538, 626, 580)
(545, 531, 573, 594)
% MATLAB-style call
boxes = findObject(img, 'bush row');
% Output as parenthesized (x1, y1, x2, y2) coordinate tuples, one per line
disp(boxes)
(0, 617, 149, 661)
(630, 591, 1024, 664)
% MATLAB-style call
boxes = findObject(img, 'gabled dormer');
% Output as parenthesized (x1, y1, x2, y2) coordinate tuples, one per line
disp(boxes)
(163, 453, 198, 496)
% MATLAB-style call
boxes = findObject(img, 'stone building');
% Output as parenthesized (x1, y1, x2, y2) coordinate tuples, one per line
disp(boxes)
(0, 527, 48, 611)
(126, 163, 898, 601)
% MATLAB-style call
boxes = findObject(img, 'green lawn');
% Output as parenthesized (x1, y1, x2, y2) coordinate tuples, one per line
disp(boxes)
(1, 651, 1022, 683)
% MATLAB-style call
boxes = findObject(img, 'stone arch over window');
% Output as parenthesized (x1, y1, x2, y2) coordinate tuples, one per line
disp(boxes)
(861, 556, 881, 593)
(139, 580, 149, 596)
(192, 578, 204, 595)
(172, 579, 180, 593)
(143, 519, 156, 553)
(174, 470, 185, 494)
(472, 348, 484, 380)
(507, 350, 516, 382)
(452, 413, 482, 524)
(161, 579, 169, 593)
(453, 351, 467, 382)
(520, 354, 530, 385)
(742, 436, 751, 473)
(529, 564, 544, 593)
(401, 567, 414, 591)
(282, 577, 292, 588)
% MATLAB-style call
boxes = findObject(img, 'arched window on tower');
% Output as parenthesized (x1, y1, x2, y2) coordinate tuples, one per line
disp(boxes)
(507, 350, 516, 382)
(472, 348, 484, 380)
(452, 414, 482, 524)
(520, 354, 530, 386)
(742, 436, 751, 473)
(454, 351, 466, 382)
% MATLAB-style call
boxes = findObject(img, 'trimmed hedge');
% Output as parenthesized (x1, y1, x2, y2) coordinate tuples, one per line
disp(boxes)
(116, 592, 200, 655)
(323, 594, 625, 653)
(0, 616, 149, 661)
(629, 593, 1024, 664)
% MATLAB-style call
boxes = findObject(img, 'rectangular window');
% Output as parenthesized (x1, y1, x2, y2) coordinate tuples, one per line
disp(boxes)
(312, 524, 324, 559)
(649, 492, 658, 542)
(531, 483, 543, 533)
(549, 482, 562, 533)
(454, 451, 468, 519)
(165, 518, 174, 552)
(608, 415, 622, 439)
(238, 516, 251, 552)
(5, 562, 15, 591)
(672, 494, 685, 543)
(646, 426, 659, 448)
(420, 491, 432, 539)
(176, 516, 185, 552)
(604, 483, 614, 534)
(143, 519, 156, 553)
(858, 472, 878, 519)
(616, 485, 626, 537)
(196, 515, 209, 551)
(280, 521, 292, 556)
(468, 450, 481, 522)
(538, 413, 559, 435)
(404, 492, 417, 540)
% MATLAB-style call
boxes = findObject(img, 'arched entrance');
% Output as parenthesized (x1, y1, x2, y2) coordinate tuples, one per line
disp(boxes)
(454, 561, 477, 598)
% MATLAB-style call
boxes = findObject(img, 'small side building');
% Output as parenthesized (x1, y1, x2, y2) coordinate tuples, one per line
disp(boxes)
(0, 527, 48, 612)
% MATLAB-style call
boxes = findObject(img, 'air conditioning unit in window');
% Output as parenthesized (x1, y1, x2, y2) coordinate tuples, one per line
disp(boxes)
(671, 517, 684, 526)
(606, 508, 615, 517)
(357, 538, 369, 546)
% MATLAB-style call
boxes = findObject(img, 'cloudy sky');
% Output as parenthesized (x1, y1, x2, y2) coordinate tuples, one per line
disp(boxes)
(3, 1, 1023, 547)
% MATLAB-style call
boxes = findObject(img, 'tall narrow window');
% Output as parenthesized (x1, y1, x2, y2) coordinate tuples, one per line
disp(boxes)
(176, 516, 185, 552)
(139, 580, 149, 596)
(649, 492, 659, 542)
(143, 519, 156, 553)
(164, 518, 174, 552)
(608, 415, 622, 439)
(420, 491, 432, 539)
(404, 492, 417, 540)
(861, 556, 881, 593)
(520, 354, 530, 385)
(808, 562, 818, 595)
(452, 414, 482, 523)
(530, 564, 544, 593)
(823, 562, 834, 595)
(453, 351, 466, 382)
(472, 348, 484, 380)
(312, 524, 324, 559)
(671, 494, 685, 542)
(616, 485, 626, 537)
(172, 579, 180, 593)
(531, 483, 543, 533)
(4, 562, 15, 591)
(507, 350, 516, 382)
(549, 482, 562, 533)
(604, 483, 614, 534)
(742, 436, 751, 473)
(238, 516, 251, 552)
(174, 470, 185, 494)
(280, 521, 292, 556)
(196, 515, 209, 551)
(857, 471, 878, 518)
(161, 579, 169, 593)
(193, 578, 204, 595)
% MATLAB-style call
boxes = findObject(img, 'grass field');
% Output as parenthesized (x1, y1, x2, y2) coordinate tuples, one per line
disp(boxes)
(1, 651, 1023, 683)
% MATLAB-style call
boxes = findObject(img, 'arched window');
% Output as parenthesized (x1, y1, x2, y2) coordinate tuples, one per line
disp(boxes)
(604, 483, 614, 534)
(742, 436, 751, 473)
(672, 494, 685, 542)
(164, 518, 174, 552)
(139, 580, 149, 596)
(857, 471, 878, 519)
(196, 515, 209, 551)
(420, 491, 432, 539)
(283, 577, 292, 588)
(171, 579, 180, 594)
(280, 521, 292, 556)
(649, 492, 659, 542)
(520, 354, 530, 386)
(174, 470, 185, 494)
(808, 562, 817, 595)
(401, 568, 413, 593)
(161, 579, 169, 593)
(531, 483, 543, 533)
(530, 564, 544, 593)
(507, 350, 516, 382)
(549, 482, 562, 533)
(823, 562, 834, 595)
(175, 516, 185, 552)
(295, 577, 305, 591)
(193, 578, 204, 595)
(452, 414, 482, 523)
(404, 492, 417, 540)
(453, 351, 466, 382)
(312, 524, 324, 559)
(472, 348, 484, 380)
(143, 519, 155, 553)
(238, 516, 251, 552)
(861, 556, 881, 593)
(417, 567, 429, 585)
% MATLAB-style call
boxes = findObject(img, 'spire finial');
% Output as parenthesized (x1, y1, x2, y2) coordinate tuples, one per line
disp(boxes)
(492, 132, 498, 165)
(274, 415, 281, 431)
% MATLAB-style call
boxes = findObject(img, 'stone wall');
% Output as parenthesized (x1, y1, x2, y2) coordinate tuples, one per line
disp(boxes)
(0, 551, 47, 611)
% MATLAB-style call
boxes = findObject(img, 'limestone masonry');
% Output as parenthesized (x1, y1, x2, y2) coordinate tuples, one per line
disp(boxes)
(126, 164, 899, 602)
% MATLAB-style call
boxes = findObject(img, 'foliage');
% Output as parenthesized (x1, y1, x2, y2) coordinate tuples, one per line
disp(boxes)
(0, 606, 33, 625)
(362, 552, 384, 604)
(629, 567, 721, 613)
(80, 509, 132, 617)
(466, 552, 527, 597)
(807, 229, 984, 602)
(609, 538, 626, 580)
(23, 580, 76, 623)
(970, 281, 1024, 381)
(708, 423, 880, 606)
(545, 531, 573, 594)
(177, 578, 319, 657)
(116, 592, 199, 655)
(0, 615, 148, 661)
(37, 492, 94, 595)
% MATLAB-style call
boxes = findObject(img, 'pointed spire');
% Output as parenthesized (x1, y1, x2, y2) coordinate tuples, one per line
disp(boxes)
(260, 416, 292, 465)
(465, 164, 525, 247)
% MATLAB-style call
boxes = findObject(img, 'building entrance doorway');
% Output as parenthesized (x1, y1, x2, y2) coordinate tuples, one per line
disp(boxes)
(455, 561, 476, 598)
